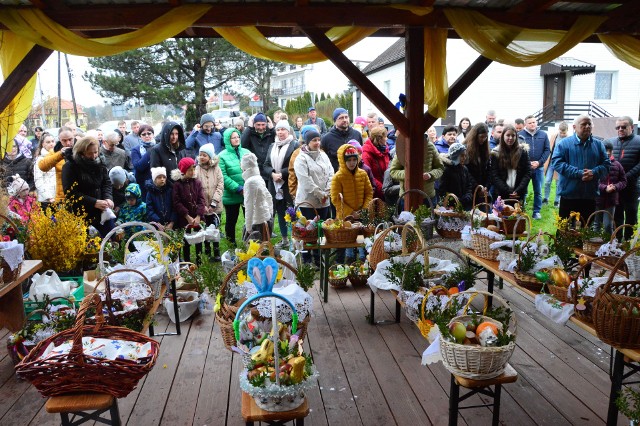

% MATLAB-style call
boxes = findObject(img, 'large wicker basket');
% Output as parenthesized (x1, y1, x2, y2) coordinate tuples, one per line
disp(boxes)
(15, 294, 160, 398)
(368, 223, 424, 271)
(470, 202, 502, 261)
(440, 290, 516, 380)
(593, 248, 640, 348)
(435, 193, 468, 239)
(292, 203, 319, 244)
(582, 210, 615, 255)
(215, 250, 308, 350)
(394, 189, 436, 240)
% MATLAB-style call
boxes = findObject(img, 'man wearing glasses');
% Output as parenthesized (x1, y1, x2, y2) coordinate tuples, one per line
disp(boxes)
(186, 113, 223, 156)
(321, 107, 363, 172)
(611, 116, 640, 239)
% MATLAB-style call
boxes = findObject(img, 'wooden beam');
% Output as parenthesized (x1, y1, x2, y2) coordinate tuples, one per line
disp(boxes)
(404, 27, 425, 211)
(302, 26, 409, 136)
(509, 0, 560, 14)
(0, 45, 53, 114)
(424, 55, 493, 129)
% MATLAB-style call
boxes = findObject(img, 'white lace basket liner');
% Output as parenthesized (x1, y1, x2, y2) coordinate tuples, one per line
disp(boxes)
(221, 249, 298, 279)
(439, 290, 516, 380)
(239, 366, 319, 412)
(596, 224, 640, 279)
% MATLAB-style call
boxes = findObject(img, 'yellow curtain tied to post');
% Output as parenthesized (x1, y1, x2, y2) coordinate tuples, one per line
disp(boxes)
(444, 9, 606, 66)
(0, 31, 36, 157)
(424, 28, 449, 119)
(0, 5, 212, 56)
(598, 34, 640, 69)
(213, 27, 376, 65)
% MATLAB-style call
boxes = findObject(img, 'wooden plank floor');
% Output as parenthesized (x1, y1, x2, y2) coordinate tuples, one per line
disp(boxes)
(0, 272, 632, 425)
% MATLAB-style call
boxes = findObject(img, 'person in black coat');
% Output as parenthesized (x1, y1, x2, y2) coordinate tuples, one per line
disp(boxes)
(490, 125, 532, 202)
(241, 112, 275, 185)
(463, 123, 491, 191)
(61, 135, 114, 236)
(150, 122, 187, 184)
(438, 143, 474, 210)
(2, 143, 34, 190)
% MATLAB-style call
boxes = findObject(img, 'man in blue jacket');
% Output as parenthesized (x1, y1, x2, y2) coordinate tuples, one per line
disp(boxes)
(552, 115, 610, 221)
(519, 115, 550, 219)
(186, 113, 223, 155)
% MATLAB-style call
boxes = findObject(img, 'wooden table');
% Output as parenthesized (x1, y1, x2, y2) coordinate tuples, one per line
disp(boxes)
(460, 247, 640, 425)
(241, 391, 309, 425)
(303, 241, 364, 303)
(0, 260, 42, 332)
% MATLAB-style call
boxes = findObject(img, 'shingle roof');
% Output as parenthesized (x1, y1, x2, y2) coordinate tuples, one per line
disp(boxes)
(361, 38, 405, 75)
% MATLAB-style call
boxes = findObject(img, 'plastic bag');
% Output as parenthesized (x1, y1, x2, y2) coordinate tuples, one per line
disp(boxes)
(28, 270, 71, 301)
(199, 292, 214, 315)
(534, 294, 574, 325)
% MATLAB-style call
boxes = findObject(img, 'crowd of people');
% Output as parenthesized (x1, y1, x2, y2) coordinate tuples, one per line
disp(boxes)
(3, 107, 639, 265)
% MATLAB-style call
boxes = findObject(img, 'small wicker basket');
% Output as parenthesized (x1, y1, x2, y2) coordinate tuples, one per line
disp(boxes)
(513, 232, 557, 294)
(292, 203, 319, 244)
(368, 223, 424, 271)
(347, 260, 370, 286)
(394, 189, 436, 240)
(470, 202, 502, 261)
(435, 193, 468, 239)
(439, 290, 516, 380)
(582, 210, 615, 255)
(497, 199, 528, 237)
(328, 264, 349, 288)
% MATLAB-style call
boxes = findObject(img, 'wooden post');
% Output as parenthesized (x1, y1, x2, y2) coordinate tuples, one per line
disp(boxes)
(0, 45, 53, 114)
(404, 27, 425, 211)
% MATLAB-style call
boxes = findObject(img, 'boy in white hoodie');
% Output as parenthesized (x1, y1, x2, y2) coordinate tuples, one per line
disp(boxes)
(241, 152, 273, 242)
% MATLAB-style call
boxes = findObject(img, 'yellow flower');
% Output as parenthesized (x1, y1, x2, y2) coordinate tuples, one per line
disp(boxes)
(284, 213, 291, 223)
(276, 269, 283, 282)
(237, 270, 251, 283)
(296, 210, 302, 219)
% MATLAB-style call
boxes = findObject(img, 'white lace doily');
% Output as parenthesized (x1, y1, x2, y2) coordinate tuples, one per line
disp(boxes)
(0, 240, 23, 271)
(245, 281, 312, 321)
(437, 217, 469, 232)
(367, 255, 459, 292)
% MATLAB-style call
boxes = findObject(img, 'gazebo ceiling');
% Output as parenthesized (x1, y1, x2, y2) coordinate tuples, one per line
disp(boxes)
(0, 0, 639, 38)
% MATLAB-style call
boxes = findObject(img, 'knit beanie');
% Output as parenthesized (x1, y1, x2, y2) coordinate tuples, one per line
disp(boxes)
(333, 107, 348, 121)
(7, 175, 27, 196)
(241, 152, 258, 171)
(108, 166, 127, 186)
(125, 183, 142, 199)
(304, 130, 321, 144)
(200, 113, 215, 126)
(448, 142, 467, 165)
(151, 167, 166, 182)
(347, 139, 363, 154)
(275, 120, 290, 132)
(178, 157, 196, 174)
(343, 146, 359, 159)
(199, 143, 216, 160)
(354, 116, 366, 127)
(254, 113, 267, 123)
(300, 125, 318, 139)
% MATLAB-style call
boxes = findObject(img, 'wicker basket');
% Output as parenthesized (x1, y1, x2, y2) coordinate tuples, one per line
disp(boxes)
(292, 203, 319, 244)
(417, 285, 448, 341)
(435, 193, 468, 239)
(216, 252, 303, 350)
(394, 189, 436, 240)
(368, 223, 424, 271)
(0, 214, 23, 288)
(513, 232, 559, 293)
(471, 186, 490, 228)
(348, 261, 370, 286)
(497, 199, 529, 237)
(470, 203, 502, 261)
(15, 294, 160, 398)
(440, 290, 516, 380)
(582, 210, 615, 255)
(176, 262, 200, 292)
(328, 264, 349, 288)
(593, 248, 640, 348)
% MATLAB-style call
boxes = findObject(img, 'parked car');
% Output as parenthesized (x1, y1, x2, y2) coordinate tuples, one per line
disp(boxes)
(98, 120, 136, 135)
(209, 109, 241, 127)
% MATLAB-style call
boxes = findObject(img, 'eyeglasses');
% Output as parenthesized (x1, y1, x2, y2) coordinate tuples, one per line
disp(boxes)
(140, 132, 153, 136)
(616, 125, 628, 130)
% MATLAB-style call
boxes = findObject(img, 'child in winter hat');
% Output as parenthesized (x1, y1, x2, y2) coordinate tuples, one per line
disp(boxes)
(7, 175, 37, 223)
(116, 182, 147, 238)
(172, 157, 206, 263)
(146, 167, 176, 232)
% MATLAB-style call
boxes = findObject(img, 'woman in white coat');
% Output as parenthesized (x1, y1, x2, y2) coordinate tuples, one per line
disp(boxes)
(293, 129, 334, 264)
(32, 132, 57, 210)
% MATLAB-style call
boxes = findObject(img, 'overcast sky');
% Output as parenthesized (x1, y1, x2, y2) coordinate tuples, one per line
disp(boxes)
(34, 37, 399, 108)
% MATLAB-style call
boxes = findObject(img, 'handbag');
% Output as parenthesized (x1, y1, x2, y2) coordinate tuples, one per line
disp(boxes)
(28, 270, 71, 301)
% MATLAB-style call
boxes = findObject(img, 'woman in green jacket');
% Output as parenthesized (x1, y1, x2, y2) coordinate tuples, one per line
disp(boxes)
(218, 128, 250, 245)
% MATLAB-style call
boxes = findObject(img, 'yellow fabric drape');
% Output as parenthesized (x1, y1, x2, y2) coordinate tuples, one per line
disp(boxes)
(424, 28, 448, 119)
(213, 27, 376, 65)
(0, 5, 211, 56)
(598, 34, 640, 70)
(0, 31, 36, 157)
(444, 9, 606, 66)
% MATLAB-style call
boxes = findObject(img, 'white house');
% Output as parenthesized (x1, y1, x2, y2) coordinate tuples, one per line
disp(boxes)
(357, 39, 640, 132)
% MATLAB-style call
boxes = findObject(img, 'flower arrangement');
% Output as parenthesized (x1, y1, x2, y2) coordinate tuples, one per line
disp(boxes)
(285, 206, 317, 240)
(27, 199, 88, 273)
(236, 240, 262, 262)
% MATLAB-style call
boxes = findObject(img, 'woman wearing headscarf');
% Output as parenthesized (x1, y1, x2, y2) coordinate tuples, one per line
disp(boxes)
(130, 124, 155, 198)
(263, 120, 298, 247)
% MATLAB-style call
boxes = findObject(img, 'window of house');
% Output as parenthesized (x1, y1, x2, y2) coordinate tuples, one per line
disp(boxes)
(594, 72, 614, 100)
(383, 80, 391, 98)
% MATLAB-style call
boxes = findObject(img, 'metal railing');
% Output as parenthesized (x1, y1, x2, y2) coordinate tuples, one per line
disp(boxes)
(533, 101, 613, 129)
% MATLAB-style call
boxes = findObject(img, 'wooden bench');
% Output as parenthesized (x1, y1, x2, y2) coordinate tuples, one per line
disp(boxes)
(45, 393, 120, 425)
(448, 363, 518, 426)
(241, 391, 309, 426)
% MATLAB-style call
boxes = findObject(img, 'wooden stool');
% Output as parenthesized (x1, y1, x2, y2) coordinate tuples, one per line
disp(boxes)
(241, 391, 309, 426)
(448, 363, 518, 426)
(45, 392, 121, 425)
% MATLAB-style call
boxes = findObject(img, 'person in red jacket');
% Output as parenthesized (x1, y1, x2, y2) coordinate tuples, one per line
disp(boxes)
(362, 126, 390, 199)
(171, 157, 206, 263)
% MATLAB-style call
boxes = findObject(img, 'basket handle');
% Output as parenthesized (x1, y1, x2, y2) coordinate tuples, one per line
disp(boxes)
(396, 189, 434, 217)
(94, 268, 154, 323)
(219, 255, 298, 299)
(471, 185, 489, 212)
(295, 202, 319, 219)
(259, 241, 276, 256)
(470, 202, 498, 232)
(441, 193, 461, 210)
(178, 262, 200, 293)
(569, 256, 628, 304)
(585, 209, 616, 231)
(401, 222, 424, 255)
(598, 246, 640, 298)
(515, 231, 556, 272)
(368, 198, 389, 220)
(609, 224, 635, 245)
(419, 285, 448, 322)
(508, 215, 531, 253)
(446, 289, 516, 334)
(98, 221, 163, 277)
(69, 294, 105, 362)
(0, 213, 20, 235)
(402, 244, 469, 291)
